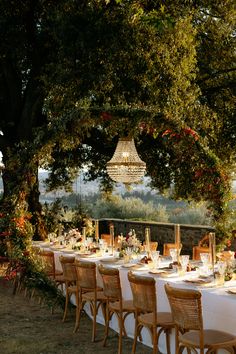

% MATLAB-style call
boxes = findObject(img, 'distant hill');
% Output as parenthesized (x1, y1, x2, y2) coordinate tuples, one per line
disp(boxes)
(38, 170, 154, 203)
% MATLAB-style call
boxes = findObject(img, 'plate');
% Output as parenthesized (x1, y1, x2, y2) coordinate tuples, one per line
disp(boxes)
(122, 263, 138, 269)
(100, 257, 119, 264)
(159, 270, 178, 278)
(133, 265, 149, 271)
(159, 266, 172, 271)
(226, 288, 236, 295)
(76, 252, 92, 257)
(184, 278, 212, 285)
(50, 246, 66, 250)
(148, 269, 168, 275)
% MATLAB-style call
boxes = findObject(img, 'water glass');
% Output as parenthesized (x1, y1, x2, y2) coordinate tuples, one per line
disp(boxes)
(179, 255, 189, 274)
(101, 241, 108, 256)
(200, 253, 210, 266)
(169, 248, 178, 262)
(69, 237, 76, 249)
(215, 261, 226, 286)
(151, 251, 160, 269)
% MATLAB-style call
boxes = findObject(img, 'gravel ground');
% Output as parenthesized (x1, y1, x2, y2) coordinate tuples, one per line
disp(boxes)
(0, 277, 153, 354)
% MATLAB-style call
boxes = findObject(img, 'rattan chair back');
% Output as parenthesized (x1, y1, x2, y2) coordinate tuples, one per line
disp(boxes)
(98, 264, 121, 300)
(101, 234, 112, 246)
(75, 260, 97, 289)
(165, 283, 203, 331)
(143, 241, 158, 252)
(163, 243, 182, 256)
(192, 246, 210, 261)
(59, 256, 76, 282)
(39, 250, 55, 277)
(128, 271, 156, 314)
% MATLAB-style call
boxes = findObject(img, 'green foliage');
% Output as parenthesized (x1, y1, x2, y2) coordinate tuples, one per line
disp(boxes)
(87, 194, 171, 223)
(42, 199, 65, 234)
(0, 0, 235, 252)
(169, 204, 213, 226)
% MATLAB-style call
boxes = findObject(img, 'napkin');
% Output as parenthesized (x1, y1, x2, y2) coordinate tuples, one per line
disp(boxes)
(226, 288, 236, 295)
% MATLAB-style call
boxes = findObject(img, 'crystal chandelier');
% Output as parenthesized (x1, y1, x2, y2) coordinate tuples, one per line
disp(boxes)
(106, 137, 146, 183)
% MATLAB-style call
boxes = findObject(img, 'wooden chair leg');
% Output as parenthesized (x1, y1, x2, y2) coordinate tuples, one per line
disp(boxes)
(165, 329, 171, 354)
(152, 327, 158, 354)
(118, 312, 123, 354)
(74, 300, 83, 333)
(92, 301, 96, 342)
(103, 305, 110, 347)
(62, 289, 69, 322)
(132, 317, 139, 354)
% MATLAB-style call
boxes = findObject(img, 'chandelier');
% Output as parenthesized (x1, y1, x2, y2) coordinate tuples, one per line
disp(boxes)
(106, 137, 146, 184)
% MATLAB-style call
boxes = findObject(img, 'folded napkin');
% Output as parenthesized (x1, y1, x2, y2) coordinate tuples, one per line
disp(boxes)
(184, 278, 212, 285)
(226, 288, 236, 295)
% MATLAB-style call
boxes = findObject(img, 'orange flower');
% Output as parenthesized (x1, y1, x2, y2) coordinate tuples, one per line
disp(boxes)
(12, 216, 25, 229)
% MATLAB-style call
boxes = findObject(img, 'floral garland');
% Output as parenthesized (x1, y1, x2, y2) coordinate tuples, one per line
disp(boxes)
(139, 123, 234, 249)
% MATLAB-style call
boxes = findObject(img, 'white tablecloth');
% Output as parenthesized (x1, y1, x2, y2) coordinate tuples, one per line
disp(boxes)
(50, 249, 236, 354)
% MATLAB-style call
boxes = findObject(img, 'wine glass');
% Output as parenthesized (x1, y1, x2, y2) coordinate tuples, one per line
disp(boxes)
(215, 261, 226, 286)
(179, 255, 189, 274)
(69, 237, 76, 249)
(200, 253, 210, 265)
(100, 241, 108, 256)
(151, 251, 160, 269)
(169, 248, 178, 263)
(200, 253, 211, 276)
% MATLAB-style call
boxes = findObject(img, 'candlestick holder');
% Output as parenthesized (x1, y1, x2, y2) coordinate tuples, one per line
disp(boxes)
(209, 232, 216, 278)
(174, 224, 181, 264)
(145, 227, 151, 258)
(95, 220, 99, 243)
(109, 224, 114, 255)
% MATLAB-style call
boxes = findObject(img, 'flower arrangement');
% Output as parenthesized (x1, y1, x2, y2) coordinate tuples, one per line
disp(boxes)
(117, 231, 141, 257)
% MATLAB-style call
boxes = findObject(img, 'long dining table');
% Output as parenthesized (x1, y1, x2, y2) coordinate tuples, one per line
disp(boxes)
(36, 242, 236, 354)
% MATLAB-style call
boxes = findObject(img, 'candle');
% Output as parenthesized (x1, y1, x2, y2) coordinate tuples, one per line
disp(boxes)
(174, 224, 181, 263)
(145, 227, 151, 256)
(95, 220, 99, 242)
(82, 227, 86, 243)
(110, 224, 114, 255)
(209, 232, 216, 277)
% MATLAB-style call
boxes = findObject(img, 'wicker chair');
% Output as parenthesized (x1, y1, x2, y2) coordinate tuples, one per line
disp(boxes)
(192, 234, 210, 260)
(163, 243, 182, 257)
(39, 250, 63, 280)
(128, 271, 174, 354)
(143, 242, 158, 252)
(74, 260, 107, 342)
(165, 283, 236, 354)
(59, 255, 77, 322)
(101, 234, 112, 246)
(98, 265, 136, 354)
(192, 246, 210, 261)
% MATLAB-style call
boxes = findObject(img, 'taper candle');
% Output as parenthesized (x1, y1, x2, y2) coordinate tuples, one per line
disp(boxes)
(82, 226, 86, 244)
(174, 224, 181, 263)
(209, 232, 216, 277)
(110, 224, 114, 255)
(95, 220, 99, 242)
(145, 227, 151, 256)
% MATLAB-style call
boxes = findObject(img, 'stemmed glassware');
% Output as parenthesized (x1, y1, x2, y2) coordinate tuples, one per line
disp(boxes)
(69, 237, 76, 249)
(200, 253, 210, 266)
(179, 255, 189, 275)
(200, 253, 211, 276)
(169, 248, 178, 263)
(100, 240, 108, 256)
(214, 261, 226, 285)
(151, 251, 160, 269)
